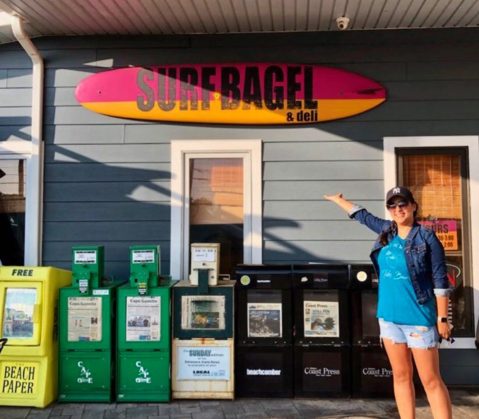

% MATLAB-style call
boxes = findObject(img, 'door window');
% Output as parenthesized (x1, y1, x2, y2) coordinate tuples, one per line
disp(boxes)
(399, 149, 473, 336)
(189, 158, 243, 277)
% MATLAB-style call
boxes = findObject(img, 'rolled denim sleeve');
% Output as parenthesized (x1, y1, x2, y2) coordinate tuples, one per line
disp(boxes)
(433, 288, 452, 297)
(349, 207, 391, 235)
(428, 231, 454, 296)
(348, 204, 363, 218)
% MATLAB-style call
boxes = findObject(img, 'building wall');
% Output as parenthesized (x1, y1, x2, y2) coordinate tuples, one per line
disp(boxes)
(28, 29, 479, 278)
(0, 43, 32, 145)
(1, 27, 479, 385)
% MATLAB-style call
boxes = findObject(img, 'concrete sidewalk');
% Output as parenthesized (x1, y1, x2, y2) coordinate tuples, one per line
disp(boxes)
(0, 389, 477, 418)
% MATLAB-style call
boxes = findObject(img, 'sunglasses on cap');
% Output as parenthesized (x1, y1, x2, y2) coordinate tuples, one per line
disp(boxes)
(386, 201, 409, 210)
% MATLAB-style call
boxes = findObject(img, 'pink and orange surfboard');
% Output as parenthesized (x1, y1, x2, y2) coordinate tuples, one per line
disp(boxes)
(75, 63, 386, 124)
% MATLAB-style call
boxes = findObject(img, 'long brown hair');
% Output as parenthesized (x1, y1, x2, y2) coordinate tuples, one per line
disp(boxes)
(379, 221, 397, 246)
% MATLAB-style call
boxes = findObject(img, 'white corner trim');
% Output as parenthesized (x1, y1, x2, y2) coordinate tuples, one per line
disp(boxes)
(384, 135, 479, 349)
(170, 139, 262, 280)
(9, 14, 44, 266)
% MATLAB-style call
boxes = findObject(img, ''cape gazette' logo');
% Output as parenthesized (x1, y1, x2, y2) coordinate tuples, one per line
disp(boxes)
(77, 361, 93, 384)
(135, 361, 151, 384)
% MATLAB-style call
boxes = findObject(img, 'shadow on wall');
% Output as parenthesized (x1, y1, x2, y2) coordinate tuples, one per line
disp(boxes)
(0, 117, 32, 143)
(44, 145, 339, 280)
(42, 145, 171, 280)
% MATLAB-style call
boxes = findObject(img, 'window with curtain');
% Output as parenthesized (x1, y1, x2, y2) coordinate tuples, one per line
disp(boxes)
(399, 149, 473, 336)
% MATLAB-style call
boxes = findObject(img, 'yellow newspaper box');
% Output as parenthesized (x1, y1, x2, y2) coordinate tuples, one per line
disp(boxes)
(0, 266, 71, 407)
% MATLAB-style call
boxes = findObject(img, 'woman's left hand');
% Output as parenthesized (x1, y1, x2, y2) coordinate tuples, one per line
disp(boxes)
(437, 320, 452, 340)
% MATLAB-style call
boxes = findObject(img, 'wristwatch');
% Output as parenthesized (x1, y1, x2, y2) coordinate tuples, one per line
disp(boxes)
(437, 316, 448, 323)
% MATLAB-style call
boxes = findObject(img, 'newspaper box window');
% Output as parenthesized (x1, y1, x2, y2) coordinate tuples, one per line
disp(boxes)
(181, 295, 226, 331)
(2, 288, 36, 341)
(247, 298, 282, 338)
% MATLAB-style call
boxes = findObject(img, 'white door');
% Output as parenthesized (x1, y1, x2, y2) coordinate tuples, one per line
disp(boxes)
(171, 140, 262, 280)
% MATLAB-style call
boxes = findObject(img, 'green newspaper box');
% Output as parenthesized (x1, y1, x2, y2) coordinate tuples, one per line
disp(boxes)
(58, 246, 123, 402)
(116, 245, 174, 402)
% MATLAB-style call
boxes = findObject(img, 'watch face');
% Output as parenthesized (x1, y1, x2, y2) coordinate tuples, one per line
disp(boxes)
(440, 317, 448, 323)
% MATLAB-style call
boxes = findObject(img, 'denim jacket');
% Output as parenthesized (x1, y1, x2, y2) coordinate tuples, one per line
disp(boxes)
(350, 207, 452, 304)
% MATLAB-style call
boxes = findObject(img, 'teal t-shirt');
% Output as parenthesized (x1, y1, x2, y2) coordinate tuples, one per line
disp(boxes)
(377, 235, 436, 326)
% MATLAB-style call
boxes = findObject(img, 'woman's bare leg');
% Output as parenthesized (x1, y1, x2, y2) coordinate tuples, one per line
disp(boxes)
(412, 347, 452, 419)
(383, 338, 415, 419)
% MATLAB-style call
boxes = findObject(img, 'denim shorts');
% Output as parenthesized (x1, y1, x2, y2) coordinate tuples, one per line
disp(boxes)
(378, 318, 439, 349)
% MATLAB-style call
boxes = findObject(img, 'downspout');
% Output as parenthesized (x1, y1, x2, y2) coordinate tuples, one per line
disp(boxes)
(10, 15, 44, 265)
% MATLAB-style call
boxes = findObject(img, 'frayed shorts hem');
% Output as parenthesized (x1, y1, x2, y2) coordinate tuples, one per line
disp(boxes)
(378, 318, 439, 349)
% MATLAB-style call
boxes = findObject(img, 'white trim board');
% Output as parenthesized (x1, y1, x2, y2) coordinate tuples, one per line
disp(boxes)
(170, 139, 262, 280)
(384, 136, 479, 349)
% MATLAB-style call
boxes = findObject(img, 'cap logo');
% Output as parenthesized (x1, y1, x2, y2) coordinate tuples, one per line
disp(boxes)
(392, 187, 401, 194)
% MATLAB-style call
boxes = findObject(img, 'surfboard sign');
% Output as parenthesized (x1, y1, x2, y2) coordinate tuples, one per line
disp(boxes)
(75, 63, 386, 125)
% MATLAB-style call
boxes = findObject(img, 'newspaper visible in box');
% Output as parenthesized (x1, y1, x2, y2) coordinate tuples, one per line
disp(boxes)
(247, 302, 282, 338)
(3, 288, 36, 338)
(303, 300, 339, 337)
(67, 296, 102, 341)
(181, 295, 226, 330)
(126, 296, 161, 341)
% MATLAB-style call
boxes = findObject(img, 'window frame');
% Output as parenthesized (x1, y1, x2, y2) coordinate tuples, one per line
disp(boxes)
(0, 139, 41, 265)
(170, 140, 262, 280)
(384, 136, 479, 349)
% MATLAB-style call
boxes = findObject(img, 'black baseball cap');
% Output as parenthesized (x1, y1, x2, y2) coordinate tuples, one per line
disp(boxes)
(386, 186, 414, 204)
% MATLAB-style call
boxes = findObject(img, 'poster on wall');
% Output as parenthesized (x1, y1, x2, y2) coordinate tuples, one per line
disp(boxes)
(67, 296, 102, 342)
(419, 220, 458, 250)
(181, 295, 225, 330)
(303, 301, 340, 337)
(247, 302, 282, 338)
(126, 296, 161, 341)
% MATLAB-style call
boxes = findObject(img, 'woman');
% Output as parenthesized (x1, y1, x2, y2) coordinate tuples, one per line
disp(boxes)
(325, 187, 452, 419)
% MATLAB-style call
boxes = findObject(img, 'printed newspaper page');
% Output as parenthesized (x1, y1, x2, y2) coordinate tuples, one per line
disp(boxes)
(67, 297, 102, 341)
(126, 296, 161, 341)
(3, 288, 36, 339)
(247, 302, 282, 338)
(303, 300, 339, 337)
(181, 295, 226, 330)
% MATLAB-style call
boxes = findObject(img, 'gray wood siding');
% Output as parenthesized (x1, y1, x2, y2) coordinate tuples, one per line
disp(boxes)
(3, 28, 479, 279)
(0, 48, 32, 153)
(0, 45, 32, 148)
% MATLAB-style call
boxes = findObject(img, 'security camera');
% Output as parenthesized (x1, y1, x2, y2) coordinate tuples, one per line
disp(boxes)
(336, 16, 350, 31)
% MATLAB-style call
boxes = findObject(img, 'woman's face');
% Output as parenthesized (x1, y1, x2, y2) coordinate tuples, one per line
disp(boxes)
(386, 198, 417, 226)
